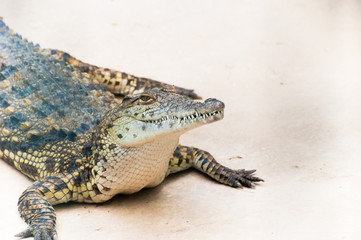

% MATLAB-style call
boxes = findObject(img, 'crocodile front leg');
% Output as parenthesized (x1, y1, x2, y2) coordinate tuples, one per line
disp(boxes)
(167, 145, 263, 188)
(16, 173, 78, 240)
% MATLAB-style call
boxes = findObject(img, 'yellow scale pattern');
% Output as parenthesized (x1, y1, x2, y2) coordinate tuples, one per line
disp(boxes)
(50, 49, 201, 99)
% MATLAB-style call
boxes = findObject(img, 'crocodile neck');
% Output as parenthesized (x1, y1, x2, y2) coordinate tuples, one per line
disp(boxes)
(90, 133, 180, 200)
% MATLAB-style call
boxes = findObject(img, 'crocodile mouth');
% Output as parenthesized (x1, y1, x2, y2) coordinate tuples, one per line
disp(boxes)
(142, 110, 224, 125)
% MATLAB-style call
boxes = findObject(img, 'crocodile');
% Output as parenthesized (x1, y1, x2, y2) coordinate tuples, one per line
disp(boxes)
(0, 20, 263, 240)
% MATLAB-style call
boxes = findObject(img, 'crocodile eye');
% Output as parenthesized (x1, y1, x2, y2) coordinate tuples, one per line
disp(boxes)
(140, 96, 150, 101)
(139, 95, 155, 104)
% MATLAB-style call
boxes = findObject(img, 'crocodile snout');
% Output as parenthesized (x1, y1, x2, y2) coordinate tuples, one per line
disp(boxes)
(204, 98, 225, 111)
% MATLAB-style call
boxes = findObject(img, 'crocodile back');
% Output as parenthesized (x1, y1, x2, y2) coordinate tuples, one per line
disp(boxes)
(0, 20, 117, 179)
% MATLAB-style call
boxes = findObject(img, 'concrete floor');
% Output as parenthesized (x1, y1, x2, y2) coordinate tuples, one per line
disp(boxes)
(1, 0, 360, 239)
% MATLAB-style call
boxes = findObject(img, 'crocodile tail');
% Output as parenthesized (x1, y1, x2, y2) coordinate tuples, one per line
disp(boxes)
(49, 49, 201, 99)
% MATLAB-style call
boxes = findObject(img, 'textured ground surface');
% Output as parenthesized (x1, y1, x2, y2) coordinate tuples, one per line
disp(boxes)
(0, 0, 360, 239)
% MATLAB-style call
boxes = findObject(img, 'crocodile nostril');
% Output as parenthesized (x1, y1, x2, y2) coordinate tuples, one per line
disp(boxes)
(205, 98, 225, 109)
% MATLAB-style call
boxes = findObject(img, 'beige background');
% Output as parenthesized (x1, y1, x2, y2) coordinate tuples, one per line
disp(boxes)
(1, 0, 360, 239)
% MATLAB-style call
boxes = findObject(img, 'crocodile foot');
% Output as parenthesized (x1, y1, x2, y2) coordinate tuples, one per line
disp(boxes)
(16, 227, 57, 240)
(228, 169, 264, 188)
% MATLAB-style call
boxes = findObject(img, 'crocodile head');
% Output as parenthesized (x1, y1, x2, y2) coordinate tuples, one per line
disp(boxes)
(100, 88, 224, 147)
(90, 88, 225, 196)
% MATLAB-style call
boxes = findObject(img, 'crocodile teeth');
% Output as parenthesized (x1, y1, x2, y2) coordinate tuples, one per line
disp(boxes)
(144, 110, 223, 124)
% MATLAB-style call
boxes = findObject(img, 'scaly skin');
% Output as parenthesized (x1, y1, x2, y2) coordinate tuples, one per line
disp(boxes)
(50, 49, 201, 100)
(0, 20, 263, 240)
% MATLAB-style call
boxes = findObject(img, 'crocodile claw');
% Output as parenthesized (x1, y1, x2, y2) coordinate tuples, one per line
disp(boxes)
(15, 229, 33, 238)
